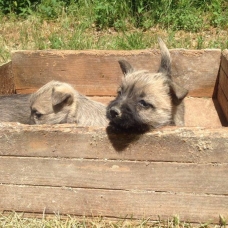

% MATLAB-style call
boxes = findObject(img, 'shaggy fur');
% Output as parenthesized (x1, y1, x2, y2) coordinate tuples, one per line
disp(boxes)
(106, 38, 188, 131)
(0, 94, 31, 124)
(30, 81, 108, 126)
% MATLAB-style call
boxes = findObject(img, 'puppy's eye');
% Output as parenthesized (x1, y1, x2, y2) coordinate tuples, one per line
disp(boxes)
(35, 111, 42, 119)
(138, 100, 154, 109)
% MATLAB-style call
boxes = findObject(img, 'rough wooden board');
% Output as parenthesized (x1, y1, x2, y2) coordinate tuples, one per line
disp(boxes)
(0, 157, 228, 195)
(1, 185, 228, 223)
(219, 68, 228, 100)
(184, 97, 225, 127)
(218, 86, 228, 121)
(0, 123, 228, 163)
(11, 49, 221, 97)
(170, 49, 221, 97)
(0, 61, 14, 95)
(221, 50, 228, 76)
(0, 123, 227, 223)
(214, 50, 228, 122)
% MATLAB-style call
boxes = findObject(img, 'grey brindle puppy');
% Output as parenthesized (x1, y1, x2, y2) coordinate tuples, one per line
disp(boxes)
(29, 80, 108, 126)
(106, 38, 188, 131)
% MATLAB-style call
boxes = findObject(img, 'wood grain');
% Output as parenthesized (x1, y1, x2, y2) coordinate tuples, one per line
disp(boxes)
(218, 51, 228, 121)
(1, 184, 228, 223)
(0, 61, 14, 95)
(218, 85, 228, 121)
(0, 124, 228, 163)
(221, 50, 228, 76)
(219, 68, 228, 101)
(0, 124, 228, 222)
(183, 97, 223, 127)
(0, 157, 228, 195)
(11, 49, 221, 97)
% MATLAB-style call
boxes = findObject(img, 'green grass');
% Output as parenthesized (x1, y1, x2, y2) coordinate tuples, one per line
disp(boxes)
(0, 0, 228, 65)
(0, 212, 224, 228)
(0, 14, 227, 65)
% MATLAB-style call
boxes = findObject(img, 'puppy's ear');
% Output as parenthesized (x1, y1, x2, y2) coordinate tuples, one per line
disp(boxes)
(169, 81, 188, 104)
(118, 60, 134, 75)
(158, 37, 171, 77)
(52, 85, 74, 107)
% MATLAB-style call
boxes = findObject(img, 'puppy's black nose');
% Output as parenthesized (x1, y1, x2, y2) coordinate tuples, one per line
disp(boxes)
(109, 107, 121, 119)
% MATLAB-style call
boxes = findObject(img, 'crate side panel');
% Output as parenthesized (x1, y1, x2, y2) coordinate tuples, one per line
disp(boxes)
(0, 157, 228, 195)
(1, 185, 228, 223)
(0, 61, 14, 94)
(0, 124, 228, 163)
(12, 49, 221, 97)
(218, 49, 228, 122)
(218, 50, 228, 121)
(219, 68, 228, 100)
(218, 85, 228, 121)
(12, 50, 158, 96)
(221, 50, 228, 76)
(171, 49, 221, 97)
(184, 97, 223, 127)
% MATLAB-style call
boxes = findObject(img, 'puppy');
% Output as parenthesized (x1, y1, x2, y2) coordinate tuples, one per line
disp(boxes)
(30, 80, 108, 126)
(106, 38, 188, 132)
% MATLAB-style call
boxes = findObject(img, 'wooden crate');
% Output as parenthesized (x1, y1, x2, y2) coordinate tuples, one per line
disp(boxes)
(0, 48, 228, 224)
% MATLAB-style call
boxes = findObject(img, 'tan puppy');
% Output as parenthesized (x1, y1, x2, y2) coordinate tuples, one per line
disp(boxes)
(30, 80, 108, 126)
(106, 38, 188, 131)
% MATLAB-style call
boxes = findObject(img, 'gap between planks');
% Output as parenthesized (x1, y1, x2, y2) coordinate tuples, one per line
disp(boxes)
(1, 155, 228, 165)
(1, 183, 228, 197)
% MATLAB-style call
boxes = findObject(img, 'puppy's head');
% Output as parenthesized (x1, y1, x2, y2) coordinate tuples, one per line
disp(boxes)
(107, 38, 188, 131)
(30, 81, 77, 124)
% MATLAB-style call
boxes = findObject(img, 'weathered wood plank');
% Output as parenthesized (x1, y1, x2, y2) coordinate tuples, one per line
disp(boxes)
(221, 50, 228, 77)
(218, 85, 228, 121)
(219, 68, 228, 100)
(184, 97, 223, 127)
(215, 50, 228, 122)
(1, 185, 228, 223)
(0, 157, 228, 195)
(218, 54, 228, 122)
(0, 61, 14, 95)
(11, 49, 221, 97)
(0, 124, 228, 163)
(171, 49, 221, 97)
